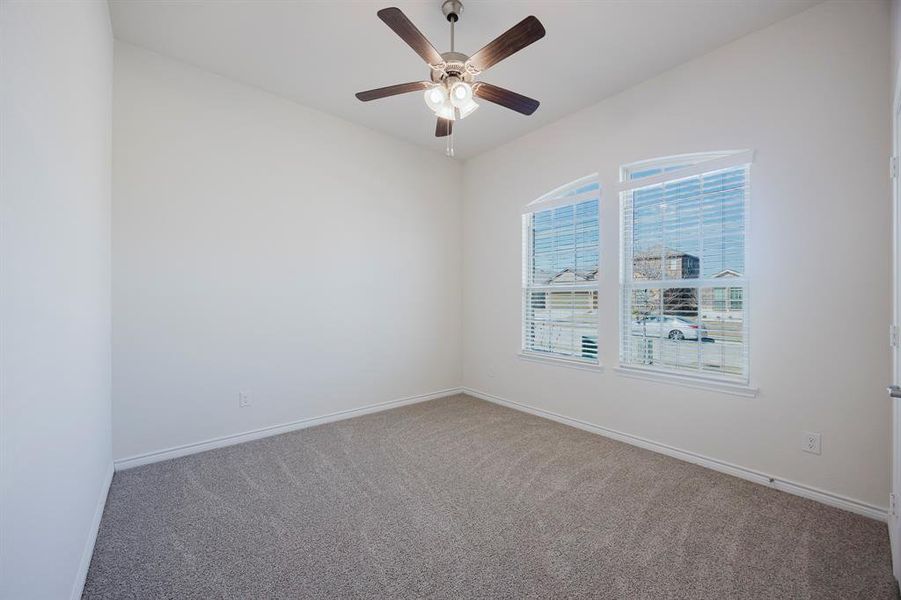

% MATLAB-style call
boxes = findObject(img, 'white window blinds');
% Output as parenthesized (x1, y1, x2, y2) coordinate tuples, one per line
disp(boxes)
(522, 177, 600, 362)
(620, 152, 751, 382)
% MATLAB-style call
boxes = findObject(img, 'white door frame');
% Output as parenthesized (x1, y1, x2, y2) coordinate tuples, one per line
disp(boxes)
(890, 62, 901, 582)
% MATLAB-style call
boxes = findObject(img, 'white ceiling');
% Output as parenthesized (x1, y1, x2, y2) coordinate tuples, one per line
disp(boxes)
(109, 0, 819, 160)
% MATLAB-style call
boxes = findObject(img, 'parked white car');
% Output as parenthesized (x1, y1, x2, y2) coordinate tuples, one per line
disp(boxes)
(630, 315, 708, 340)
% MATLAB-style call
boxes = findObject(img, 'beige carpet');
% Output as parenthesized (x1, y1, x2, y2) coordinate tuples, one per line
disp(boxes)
(83, 394, 898, 599)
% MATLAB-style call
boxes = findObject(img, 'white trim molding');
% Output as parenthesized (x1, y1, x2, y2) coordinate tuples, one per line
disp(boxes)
(618, 149, 755, 192)
(518, 352, 604, 372)
(523, 172, 600, 213)
(614, 366, 758, 397)
(114, 388, 463, 471)
(70, 461, 114, 600)
(463, 387, 887, 522)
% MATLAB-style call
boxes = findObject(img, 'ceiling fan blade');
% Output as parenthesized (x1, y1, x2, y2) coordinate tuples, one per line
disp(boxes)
(466, 16, 545, 73)
(474, 82, 540, 115)
(355, 81, 431, 102)
(436, 118, 453, 137)
(377, 7, 444, 66)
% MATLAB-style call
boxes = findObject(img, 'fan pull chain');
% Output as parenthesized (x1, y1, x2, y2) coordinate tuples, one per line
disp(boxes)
(446, 127, 454, 158)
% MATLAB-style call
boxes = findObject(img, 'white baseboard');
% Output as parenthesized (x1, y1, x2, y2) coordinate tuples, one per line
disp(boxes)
(114, 388, 463, 471)
(463, 387, 889, 522)
(112, 385, 888, 522)
(70, 461, 114, 600)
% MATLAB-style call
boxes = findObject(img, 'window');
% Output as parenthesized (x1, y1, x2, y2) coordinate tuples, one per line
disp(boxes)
(620, 151, 751, 382)
(713, 288, 727, 311)
(522, 176, 600, 363)
(729, 287, 743, 310)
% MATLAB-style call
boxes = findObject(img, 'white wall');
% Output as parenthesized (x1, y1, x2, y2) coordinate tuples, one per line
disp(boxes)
(112, 43, 462, 461)
(462, 1, 892, 509)
(0, 2, 113, 599)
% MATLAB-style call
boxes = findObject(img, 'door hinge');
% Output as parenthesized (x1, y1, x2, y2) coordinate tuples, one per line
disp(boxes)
(891, 324, 899, 348)
(891, 493, 896, 516)
(892, 156, 899, 179)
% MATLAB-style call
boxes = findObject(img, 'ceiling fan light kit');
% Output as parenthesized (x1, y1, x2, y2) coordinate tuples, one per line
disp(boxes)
(355, 0, 545, 157)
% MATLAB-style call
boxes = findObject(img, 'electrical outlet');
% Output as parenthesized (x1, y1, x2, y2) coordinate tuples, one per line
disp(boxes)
(238, 391, 251, 408)
(802, 432, 821, 455)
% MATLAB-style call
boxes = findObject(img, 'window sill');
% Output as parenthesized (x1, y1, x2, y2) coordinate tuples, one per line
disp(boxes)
(613, 366, 758, 397)
(518, 352, 604, 372)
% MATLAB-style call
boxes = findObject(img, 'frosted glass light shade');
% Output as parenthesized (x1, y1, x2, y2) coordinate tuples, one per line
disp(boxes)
(423, 87, 448, 112)
(450, 82, 473, 107)
(424, 83, 478, 121)
(456, 98, 479, 119)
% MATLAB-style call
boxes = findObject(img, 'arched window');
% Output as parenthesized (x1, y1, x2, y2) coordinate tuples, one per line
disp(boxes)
(521, 175, 600, 365)
(619, 150, 752, 384)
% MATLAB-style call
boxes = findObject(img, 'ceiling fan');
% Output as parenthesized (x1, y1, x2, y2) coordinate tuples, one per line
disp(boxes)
(355, 0, 545, 150)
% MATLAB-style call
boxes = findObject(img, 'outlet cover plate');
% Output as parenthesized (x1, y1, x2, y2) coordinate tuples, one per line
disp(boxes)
(802, 431, 821, 455)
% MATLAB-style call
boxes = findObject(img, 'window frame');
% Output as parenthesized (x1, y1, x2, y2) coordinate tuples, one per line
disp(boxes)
(521, 175, 602, 370)
(616, 151, 756, 394)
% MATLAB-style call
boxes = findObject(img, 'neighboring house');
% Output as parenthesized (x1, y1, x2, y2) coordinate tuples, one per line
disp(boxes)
(631, 246, 699, 316)
(632, 245, 699, 280)
(628, 251, 743, 325)
(700, 269, 744, 321)
(532, 267, 599, 309)
(527, 267, 598, 358)
(547, 267, 597, 284)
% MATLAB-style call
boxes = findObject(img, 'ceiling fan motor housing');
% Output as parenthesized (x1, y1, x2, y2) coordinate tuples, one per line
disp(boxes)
(431, 51, 473, 83)
(442, 0, 463, 22)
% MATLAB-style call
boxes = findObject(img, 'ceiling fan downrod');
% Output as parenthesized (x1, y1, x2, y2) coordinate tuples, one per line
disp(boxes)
(442, 0, 463, 52)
